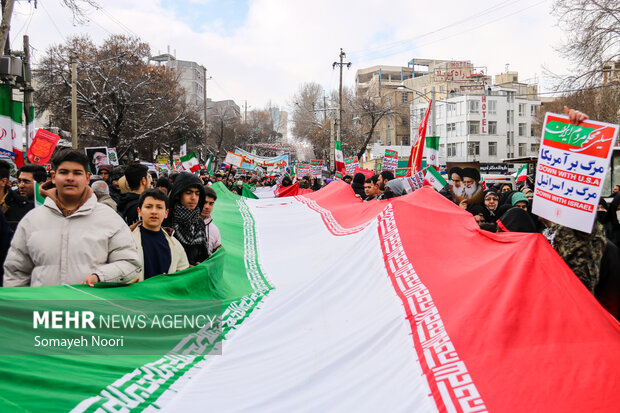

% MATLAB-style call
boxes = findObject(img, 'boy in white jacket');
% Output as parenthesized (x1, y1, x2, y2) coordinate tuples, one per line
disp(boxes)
(4, 150, 140, 287)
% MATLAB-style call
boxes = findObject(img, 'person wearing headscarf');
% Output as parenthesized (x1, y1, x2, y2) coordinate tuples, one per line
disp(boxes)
(604, 193, 620, 246)
(476, 189, 500, 223)
(168, 172, 209, 266)
(351, 173, 366, 198)
(496, 207, 537, 233)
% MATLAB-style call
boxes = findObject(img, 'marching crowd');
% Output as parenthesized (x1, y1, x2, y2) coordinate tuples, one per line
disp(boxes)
(0, 109, 618, 321)
(0, 149, 221, 288)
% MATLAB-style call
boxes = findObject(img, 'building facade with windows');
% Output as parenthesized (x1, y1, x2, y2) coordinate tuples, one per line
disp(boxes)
(409, 71, 541, 168)
(355, 65, 414, 147)
(151, 53, 207, 121)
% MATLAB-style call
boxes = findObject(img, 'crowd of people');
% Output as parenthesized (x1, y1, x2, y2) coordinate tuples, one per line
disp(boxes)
(0, 149, 222, 288)
(0, 108, 618, 321)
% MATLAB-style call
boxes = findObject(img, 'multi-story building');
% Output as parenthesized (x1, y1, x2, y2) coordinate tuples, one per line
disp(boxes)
(207, 98, 241, 119)
(407, 67, 541, 170)
(151, 51, 207, 120)
(355, 65, 414, 146)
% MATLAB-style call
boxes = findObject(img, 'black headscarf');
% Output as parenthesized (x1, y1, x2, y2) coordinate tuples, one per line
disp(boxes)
(497, 207, 537, 233)
(351, 173, 366, 198)
(604, 194, 620, 245)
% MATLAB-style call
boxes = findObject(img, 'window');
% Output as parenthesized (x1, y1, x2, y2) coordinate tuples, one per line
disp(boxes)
(468, 100, 480, 114)
(518, 123, 527, 136)
(531, 105, 536, 116)
(488, 141, 497, 156)
(401, 117, 408, 126)
(506, 91, 514, 103)
(386, 130, 392, 145)
(468, 141, 480, 156)
(401, 135, 409, 145)
(531, 125, 536, 137)
(447, 143, 457, 157)
(447, 103, 456, 116)
(507, 110, 514, 124)
(507, 131, 514, 146)
(386, 117, 391, 129)
(386, 96, 391, 108)
(531, 143, 539, 153)
(401, 92, 408, 104)
(489, 121, 497, 135)
(507, 152, 514, 158)
(488, 100, 497, 114)
(519, 103, 527, 117)
(518, 143, 527, 156)
(376, 131, 381, 143)
(447, 122, 456, 137)
(468, 121, 480, 134)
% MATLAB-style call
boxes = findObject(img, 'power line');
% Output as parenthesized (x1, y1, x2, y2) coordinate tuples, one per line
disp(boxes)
(10, 2, 35, 44)
(348, 0, 520, 58)
(350, 0, 547, 65)
(39, 1, 68, 42)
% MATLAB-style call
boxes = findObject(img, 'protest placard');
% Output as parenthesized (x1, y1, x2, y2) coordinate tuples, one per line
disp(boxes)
(310, 160, 323, 178)
(344, 156, 359, 175)
(382, 150, 398, 172)
(532, 113, 618, 233)
(297, 163, 310, 178)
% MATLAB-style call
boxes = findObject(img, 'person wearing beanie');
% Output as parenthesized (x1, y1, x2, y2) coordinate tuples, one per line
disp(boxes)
(383, 179, 406, 199)
(496, 207, 537, 233)
(97, 164, 112, 183)
(511, 192, 529, 210)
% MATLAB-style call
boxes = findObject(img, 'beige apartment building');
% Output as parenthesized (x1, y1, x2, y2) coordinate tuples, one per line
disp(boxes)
(355, 65, 414, 146)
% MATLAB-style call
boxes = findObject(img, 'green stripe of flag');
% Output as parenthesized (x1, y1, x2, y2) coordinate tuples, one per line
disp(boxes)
(0, 182, 272, 412)
(425, 166, 448, 189)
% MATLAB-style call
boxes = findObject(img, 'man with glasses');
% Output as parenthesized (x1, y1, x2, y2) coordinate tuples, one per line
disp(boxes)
(16, 164, 47, 201)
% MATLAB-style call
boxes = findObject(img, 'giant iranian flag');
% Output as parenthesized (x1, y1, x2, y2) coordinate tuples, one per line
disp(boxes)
(0, 182, 618, 412)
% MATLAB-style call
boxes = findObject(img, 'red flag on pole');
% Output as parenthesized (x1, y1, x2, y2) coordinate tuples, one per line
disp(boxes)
(407, 100, 432, 174)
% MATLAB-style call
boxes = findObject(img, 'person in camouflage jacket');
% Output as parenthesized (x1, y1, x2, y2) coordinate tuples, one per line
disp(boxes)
(544, 221, 607, 293)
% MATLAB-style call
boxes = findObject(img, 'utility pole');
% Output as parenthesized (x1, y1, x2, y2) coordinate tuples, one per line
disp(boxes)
(430, 86, 436, 137)
(323, 95, 327, 123)
(332, 48, 350, 171)
(23, 35, 33, 150)
(203, 66, 211, 160)
(71, 51, 78, 149)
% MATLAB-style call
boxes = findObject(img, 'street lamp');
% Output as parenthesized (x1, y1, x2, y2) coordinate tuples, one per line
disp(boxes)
(397, 84, 437, 140)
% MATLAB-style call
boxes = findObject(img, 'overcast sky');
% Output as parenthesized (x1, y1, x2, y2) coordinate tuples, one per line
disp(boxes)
(10, 0, 571, 112)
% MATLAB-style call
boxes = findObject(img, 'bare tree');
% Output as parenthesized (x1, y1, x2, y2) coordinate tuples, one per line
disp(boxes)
(349, 92, 395, 159)
(35, 34, 204, 159)
(208, 104, 239, 165)
(534, 87, 620, 141)
(551, 0, 620, 87)
(1, 1, 99, 53)
(290, 82, 330, 156)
